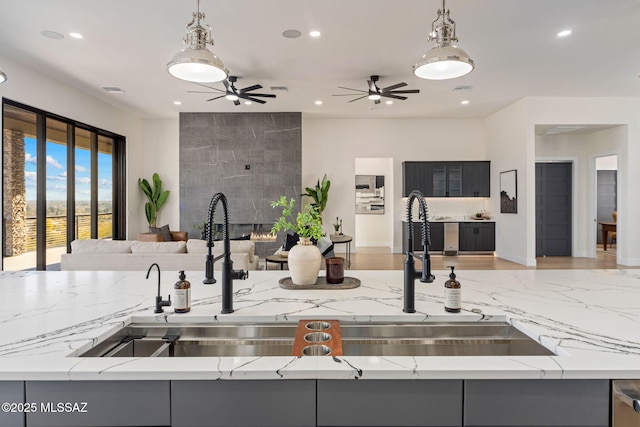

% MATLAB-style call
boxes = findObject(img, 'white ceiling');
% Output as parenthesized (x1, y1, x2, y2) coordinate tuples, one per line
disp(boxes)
(1, 0, 639, 120)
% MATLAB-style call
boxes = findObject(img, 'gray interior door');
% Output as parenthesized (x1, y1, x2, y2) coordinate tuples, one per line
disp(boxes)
(536, 162, 572, 257)
(596, 170, 617, 245)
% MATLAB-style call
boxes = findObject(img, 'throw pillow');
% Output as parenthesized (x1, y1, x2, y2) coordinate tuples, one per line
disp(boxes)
(149, 224, 172, 242)
(283, 233, 300, 251)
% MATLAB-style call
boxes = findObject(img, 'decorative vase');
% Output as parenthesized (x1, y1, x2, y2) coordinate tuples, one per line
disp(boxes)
(288, 237, 322, 285)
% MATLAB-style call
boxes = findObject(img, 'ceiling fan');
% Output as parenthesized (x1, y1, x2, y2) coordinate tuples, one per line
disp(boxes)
(188, 76, 276, 105)
(333, 75, 420, 104)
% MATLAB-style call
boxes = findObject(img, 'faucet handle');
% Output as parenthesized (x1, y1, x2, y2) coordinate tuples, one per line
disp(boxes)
(233, 269, 249, 280)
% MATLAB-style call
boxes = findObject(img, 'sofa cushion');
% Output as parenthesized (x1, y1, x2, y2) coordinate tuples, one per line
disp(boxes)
(71, 239, 133, 254)
(131, 241, 187, 254)
(149, 224, 172, 242)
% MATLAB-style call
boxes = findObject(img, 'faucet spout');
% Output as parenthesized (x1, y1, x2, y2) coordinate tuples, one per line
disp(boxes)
(404, 190, 435, 313)
(202, 192, 248, 314)
(146, 262, 171, 313)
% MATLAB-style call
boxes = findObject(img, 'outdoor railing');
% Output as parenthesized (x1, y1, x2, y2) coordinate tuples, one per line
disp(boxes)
(24, 213, 112, 251)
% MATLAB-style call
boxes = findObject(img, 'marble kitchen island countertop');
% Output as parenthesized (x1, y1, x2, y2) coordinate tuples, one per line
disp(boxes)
(1, 269, 640, 381)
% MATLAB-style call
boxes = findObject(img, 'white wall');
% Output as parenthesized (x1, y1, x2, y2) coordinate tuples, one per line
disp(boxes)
(493, 97, 640, 266)
(0, 54, 147, 238)
(354, 158, 393, 248)
(141, 119, 180, 231)
(485, 100, 531, 265)
(302, 118, 487, 252)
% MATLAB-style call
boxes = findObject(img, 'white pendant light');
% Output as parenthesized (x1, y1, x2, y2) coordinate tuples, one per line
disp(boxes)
(167, 0, 228, 83)
(413, 0, 474, 80)
(0, 69, 7, 83)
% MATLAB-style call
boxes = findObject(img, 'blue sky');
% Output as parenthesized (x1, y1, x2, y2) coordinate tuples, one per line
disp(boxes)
(24, 137, 112, 201)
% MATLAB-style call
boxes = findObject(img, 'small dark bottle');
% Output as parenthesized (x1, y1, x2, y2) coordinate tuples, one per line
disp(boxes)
(444, 266, 461, 313)
(174, 270, 191, 313)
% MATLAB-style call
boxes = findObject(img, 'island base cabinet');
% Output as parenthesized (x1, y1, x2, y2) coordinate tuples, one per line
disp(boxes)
(25, 380, 170, 427)
(1, 381, 25, 427)
(463, 379, 610, 426)
(171, 380, 316, 427)
(317, 379, 463, 426)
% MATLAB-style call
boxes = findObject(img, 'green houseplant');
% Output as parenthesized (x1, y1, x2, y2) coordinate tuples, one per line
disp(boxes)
(271, 196, 324, 285)
(138, 173, 170, 228)
(270, 196, 324, 241)
(301, 174, 331, 221)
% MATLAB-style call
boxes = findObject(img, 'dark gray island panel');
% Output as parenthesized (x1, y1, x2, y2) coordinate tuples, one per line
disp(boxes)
(0, 381, 25, 427)
(463, 379, 610, 426)
(25, 380, 170, 427)
(317, 379, 463, 426)
(171, 380, 316, 427)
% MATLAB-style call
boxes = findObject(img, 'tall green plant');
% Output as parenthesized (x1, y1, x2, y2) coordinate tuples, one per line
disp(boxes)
(301, 174, 331, 218)
(271, 196, 324, 241)
(138, 173, 170, 227)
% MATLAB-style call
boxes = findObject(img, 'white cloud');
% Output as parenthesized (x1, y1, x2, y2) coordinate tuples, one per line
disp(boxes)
(25, 171, 36, 181)
(47, 175, 66, 182)
(99, 179, 112, 187)
(77, 177, 91, 184)
(60, 171, 67, 177)
(46, 155, 63, 169)
(25, 153, 36, 164)
(75, 165, 87, 172)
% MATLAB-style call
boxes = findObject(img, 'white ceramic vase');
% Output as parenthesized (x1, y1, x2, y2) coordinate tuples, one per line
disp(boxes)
(288, 237, 322, 285)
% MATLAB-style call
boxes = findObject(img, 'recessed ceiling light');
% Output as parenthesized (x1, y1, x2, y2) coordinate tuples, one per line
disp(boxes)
(173, 101, 182, 105)
(461, 100, 470, 105)
(385, 100, 393, 105)
(41, 30, 64, 40)
(557, 29, 572, 37)
(69, 32, 84, 39)
(244, 101, 252, 105)
(282, 29, 302, 39)
(315, 100, 323, 105)
(309, 30, 321, 38)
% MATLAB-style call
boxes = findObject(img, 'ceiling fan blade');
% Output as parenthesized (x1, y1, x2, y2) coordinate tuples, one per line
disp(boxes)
(348, 95, 368, 103)
(332, 94, 364, 96)
(381, 93, 408, 100)
(337, 86, 368, 93)
(188, 90, 224, 94)
(244, 96, 267, 104)
(193, 83, 225, 92)
(239, 84, 262, 93)
(381, 82, 407, 92)
(242, 93, 276, 98)
(387, 89, 420, 94)
(222, 80, 231, 90)
(206, 95, 226, 102)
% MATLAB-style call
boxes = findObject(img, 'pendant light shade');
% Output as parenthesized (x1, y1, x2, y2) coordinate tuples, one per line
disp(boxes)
(167, 0, 228, 83)
(0, 70, 7, 83)
(413, 0, 474, 80)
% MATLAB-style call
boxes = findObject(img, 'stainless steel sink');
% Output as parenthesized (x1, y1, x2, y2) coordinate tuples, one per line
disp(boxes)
(339, 322, 554, 356)
(77, 321, 554, 358)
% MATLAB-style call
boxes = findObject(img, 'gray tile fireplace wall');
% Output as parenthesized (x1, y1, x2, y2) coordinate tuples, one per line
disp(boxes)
(179, 112, 302, 258)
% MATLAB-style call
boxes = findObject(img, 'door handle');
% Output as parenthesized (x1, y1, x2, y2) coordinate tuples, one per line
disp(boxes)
(613, 380, 640, 413)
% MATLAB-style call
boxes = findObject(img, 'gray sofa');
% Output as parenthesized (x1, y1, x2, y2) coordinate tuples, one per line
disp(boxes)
(60, 239, 259, 272)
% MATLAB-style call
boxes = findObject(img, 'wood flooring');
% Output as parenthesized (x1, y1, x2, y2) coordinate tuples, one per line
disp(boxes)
(341, 246, 627, 271)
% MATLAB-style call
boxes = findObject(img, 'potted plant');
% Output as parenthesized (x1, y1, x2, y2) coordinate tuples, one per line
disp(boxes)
(138, 173, 170, 228)
(271, 196, 324, 285)
(301, 174, 331, 223)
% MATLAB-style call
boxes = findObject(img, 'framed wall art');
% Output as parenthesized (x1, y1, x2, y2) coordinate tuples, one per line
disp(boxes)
(500, 169, 518, 213)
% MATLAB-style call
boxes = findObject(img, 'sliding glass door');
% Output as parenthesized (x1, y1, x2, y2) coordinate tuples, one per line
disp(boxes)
(2, 100, 126, 271)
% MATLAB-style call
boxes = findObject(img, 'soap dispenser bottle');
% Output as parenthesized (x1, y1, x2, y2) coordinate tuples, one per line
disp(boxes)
(174, 270, 191, 313)
(444, 266, 461, 313)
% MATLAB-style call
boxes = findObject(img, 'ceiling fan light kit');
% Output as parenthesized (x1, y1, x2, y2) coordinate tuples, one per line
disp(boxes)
(167, 0, 228, 83)
(413, 0, 474, 80)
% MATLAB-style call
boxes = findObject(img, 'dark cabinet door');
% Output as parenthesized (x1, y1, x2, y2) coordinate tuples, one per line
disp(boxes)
(432, 162, 462, 197)
(459, 222, 495, 251)
(403, 162, 431, 196)
(429, 222, 444, 251)
(462, 161, 490, 197)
